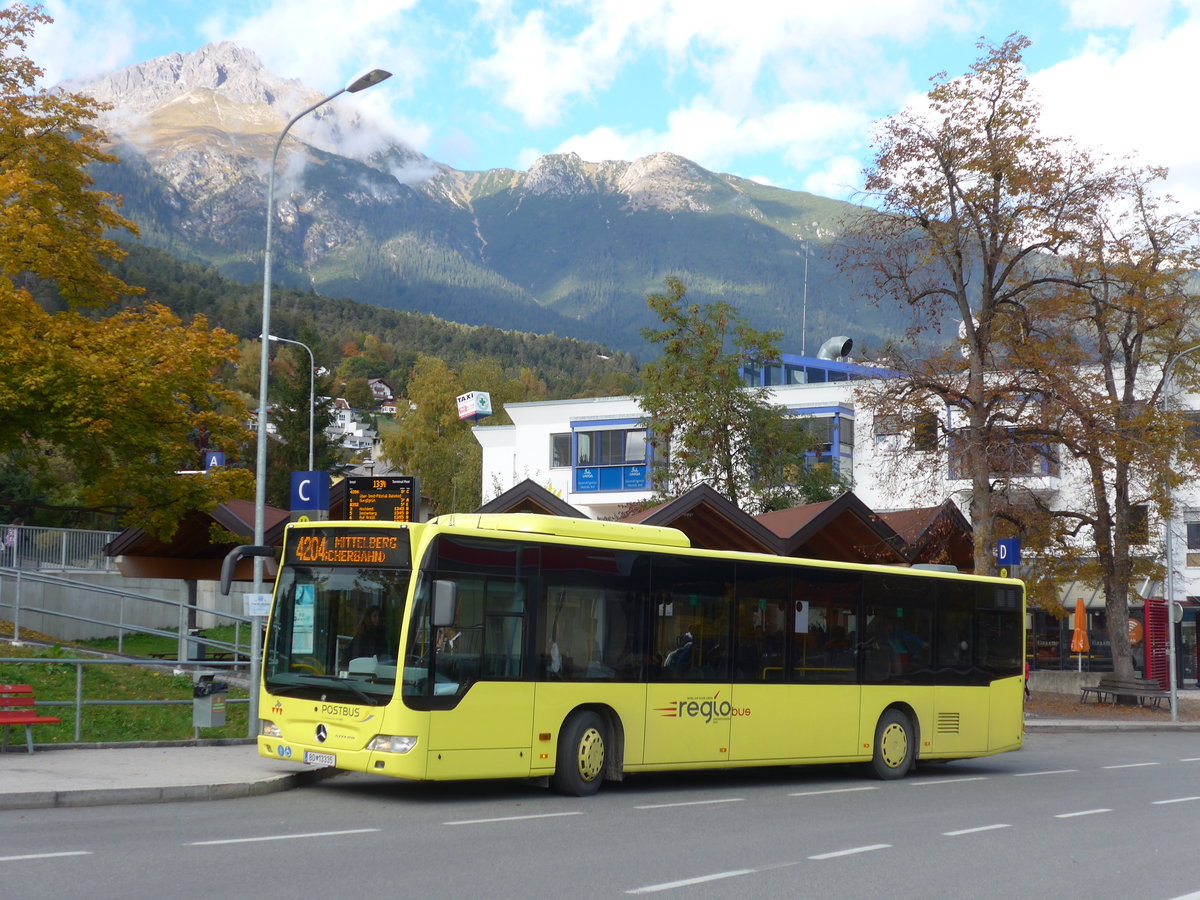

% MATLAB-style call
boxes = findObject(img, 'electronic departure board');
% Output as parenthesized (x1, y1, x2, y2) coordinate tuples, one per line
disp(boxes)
(345, 475, 418, 522)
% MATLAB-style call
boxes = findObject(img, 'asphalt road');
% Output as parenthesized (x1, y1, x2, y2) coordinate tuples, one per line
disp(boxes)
(3, 732, 1199, 900)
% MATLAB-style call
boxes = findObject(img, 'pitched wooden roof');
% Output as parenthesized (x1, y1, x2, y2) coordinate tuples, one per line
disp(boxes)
(755, 492, 909, 564)
(104, 498, 289, 580)
(476, 479, 588, 519)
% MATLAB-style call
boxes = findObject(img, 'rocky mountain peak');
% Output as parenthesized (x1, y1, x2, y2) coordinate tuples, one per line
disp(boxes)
(73, 42, 314, 125)
(523, 152, 591, 197)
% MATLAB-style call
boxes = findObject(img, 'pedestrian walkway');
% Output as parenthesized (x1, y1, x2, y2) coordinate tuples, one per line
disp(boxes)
(0, 742, 335, 810)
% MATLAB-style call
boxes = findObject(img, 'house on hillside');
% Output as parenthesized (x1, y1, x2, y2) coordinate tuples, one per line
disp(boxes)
(368, 378, 395, 402)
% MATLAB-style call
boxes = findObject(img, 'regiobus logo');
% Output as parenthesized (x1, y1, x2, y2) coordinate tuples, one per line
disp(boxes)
(655, 691, 750, 723)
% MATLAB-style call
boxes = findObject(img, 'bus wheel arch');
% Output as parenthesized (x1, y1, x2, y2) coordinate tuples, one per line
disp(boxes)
(869, 704, 918, 780)
(550, 705, 623, 796)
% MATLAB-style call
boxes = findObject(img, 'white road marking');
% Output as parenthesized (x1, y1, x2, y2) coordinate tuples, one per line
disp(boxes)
(444, 811, 583, 825)
(1014, 769, 1078, 777)
(188, 828, 379, 845)
(1153, 796, 1200, 805)
(908, 776, 988, 786)
(635, 798, 744, 809)
(0, 851, 93, 862)
(1054, 809, 1112, 819)
(626, 869, 756, 893)
(1102, 762, 1158, 769)
(808, 844, 891, 860)
(789, 786, 878, 797)
(943, 824, 1012, 836)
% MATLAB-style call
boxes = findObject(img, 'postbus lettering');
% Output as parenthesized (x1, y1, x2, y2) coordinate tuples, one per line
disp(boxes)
(320, 703, 359, 719)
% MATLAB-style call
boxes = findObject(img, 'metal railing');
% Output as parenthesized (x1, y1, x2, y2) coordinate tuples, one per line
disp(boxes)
(0, 567, 252, 662)
(2, 524, 119, 572)
(0, 657, 249, 743)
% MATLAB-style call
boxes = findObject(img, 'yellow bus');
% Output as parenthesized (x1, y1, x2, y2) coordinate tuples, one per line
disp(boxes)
(237, 513, 1024, 795)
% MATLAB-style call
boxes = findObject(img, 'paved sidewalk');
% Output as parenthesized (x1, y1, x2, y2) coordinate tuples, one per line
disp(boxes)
(0, 742, 337, 810)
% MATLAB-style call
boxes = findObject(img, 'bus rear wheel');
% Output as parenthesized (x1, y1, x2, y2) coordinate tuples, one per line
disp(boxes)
(551, 710, 606, 796)
(869, 709, 914, 780)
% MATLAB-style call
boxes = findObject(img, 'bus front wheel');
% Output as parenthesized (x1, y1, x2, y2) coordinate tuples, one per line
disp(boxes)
(551, 710, 606, 796)
(869, 709, 915, 780)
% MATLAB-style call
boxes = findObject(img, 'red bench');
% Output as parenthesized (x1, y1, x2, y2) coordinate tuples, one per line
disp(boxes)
(1, 683, 61, 754)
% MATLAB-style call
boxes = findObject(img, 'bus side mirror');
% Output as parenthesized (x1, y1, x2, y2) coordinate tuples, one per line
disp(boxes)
(219, 545, 276, 596)
(431, 579, 457, 628)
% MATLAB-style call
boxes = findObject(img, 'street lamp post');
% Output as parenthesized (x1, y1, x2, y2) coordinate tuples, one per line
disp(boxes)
(1163, 342, 1200, 723)
(250, 67, 391, 735)
(267, 333, 315, 471)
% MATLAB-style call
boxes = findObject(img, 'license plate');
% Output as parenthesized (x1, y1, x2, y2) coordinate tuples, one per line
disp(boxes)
(304, 751, 336, 767)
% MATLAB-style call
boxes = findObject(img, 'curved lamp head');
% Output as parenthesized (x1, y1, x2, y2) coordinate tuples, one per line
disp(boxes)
(346, 68, 392, 93)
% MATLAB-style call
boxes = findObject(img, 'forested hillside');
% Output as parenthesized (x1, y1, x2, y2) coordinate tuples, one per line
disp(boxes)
(105, 243, 641, 398)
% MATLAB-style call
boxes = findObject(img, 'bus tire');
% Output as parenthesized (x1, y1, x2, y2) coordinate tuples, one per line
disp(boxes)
(869, 709, 914, 780)
(551, 710, 606, 796)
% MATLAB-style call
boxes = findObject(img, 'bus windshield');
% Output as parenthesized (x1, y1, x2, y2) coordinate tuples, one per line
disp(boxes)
(265, 561, 411, 704)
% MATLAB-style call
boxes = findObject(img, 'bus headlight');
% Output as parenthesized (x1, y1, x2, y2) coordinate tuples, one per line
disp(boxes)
(367, 735, 417, 754)
(259, 719, 282, 738)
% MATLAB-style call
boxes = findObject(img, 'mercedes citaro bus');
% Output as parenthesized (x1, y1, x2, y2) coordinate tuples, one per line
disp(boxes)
(223, 513, 1024, 795)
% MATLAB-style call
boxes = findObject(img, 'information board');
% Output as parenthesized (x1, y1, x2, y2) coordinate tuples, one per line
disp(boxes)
(345, 475, 418, 523)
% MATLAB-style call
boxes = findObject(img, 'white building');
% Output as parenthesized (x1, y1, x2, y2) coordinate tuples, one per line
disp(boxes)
(474, 351, 1200, 685)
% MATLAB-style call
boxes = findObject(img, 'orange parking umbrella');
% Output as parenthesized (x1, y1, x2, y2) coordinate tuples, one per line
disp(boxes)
(1070, 597, 1090, 670)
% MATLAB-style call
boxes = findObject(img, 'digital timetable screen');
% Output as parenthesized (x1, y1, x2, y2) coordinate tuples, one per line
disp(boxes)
(345, 475, 418, 523)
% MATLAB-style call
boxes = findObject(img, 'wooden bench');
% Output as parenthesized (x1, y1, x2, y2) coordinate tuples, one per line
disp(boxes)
(0, 683, 62, 754)
(1079, 676, 1170, 709)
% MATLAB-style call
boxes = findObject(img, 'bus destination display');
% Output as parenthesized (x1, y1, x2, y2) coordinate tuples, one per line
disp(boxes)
(346, 475, 417, 523)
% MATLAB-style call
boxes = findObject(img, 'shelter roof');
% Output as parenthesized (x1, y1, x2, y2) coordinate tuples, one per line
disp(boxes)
(755, 492, 908, 564)
(104, 499, 289, 580)
(476, 479, 589, 519)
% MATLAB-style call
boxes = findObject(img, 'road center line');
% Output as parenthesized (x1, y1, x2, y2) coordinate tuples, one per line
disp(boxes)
(0, 851, 93, 862)
(1055, 809, 1112, 819)
(1014, 769, 1078, 777)
(635, 798, 744, 809)
(444, 812, 583, 825)
(1102, 762, 1159, 769)
(626, 869, 756, 893)
(943, 824, 1012, 836)
(1153, 796, 1200, 805)
(188, 828, 379, 845)
(809, 844, 891, 860)
(908, 776, 988, 786)
(789, 786, 878, 797)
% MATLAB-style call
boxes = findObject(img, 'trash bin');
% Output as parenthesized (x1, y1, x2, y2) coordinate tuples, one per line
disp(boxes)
(193, 673, 228, 728)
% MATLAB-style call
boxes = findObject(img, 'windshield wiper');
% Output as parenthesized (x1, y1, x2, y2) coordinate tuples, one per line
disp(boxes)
(267, 674, 379, 705)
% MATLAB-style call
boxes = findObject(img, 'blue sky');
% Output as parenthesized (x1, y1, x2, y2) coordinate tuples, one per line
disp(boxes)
(32, 0, 1200, 207)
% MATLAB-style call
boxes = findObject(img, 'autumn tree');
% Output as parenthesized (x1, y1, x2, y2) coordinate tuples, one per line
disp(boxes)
(636, 277, 843, 510)
(1002, 166, 1200, 679)
(0, 5, 252, 533)
(382, 355, 549, 515)
(843, 34, 1103, 573)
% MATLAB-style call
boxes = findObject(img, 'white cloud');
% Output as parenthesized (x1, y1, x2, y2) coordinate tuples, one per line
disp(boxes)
(34, 1, 140, 83)
(802, 156, 865, 201)
(468, 0, 971, 131)
(1032, 13, 1200, 209)
(1063, 0, 1176, 41)
(198, 0, 423, 97)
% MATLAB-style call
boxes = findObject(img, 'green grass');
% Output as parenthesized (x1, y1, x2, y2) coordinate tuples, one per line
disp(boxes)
(76, 623, 252, 660)
(0, 640, 251, 744)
